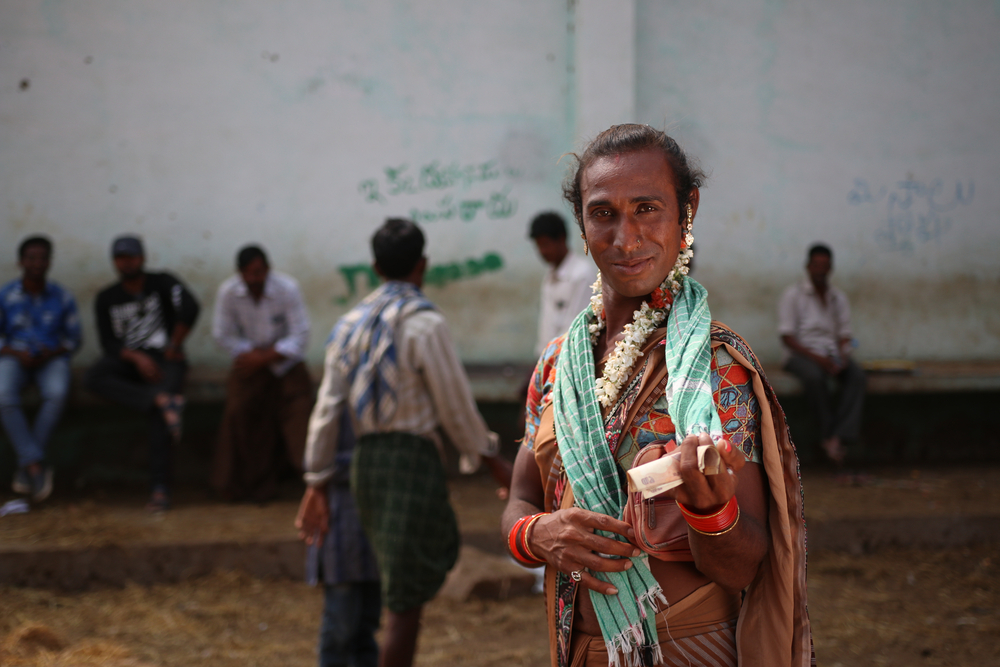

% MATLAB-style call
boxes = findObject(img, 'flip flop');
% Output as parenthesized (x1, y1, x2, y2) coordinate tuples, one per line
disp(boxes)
(146, 486, 171, 513)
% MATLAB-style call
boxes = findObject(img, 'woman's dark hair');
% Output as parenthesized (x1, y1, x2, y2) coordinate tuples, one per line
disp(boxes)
(236, 245, 269, 271)
(562, 124, 707, 233)
(18, 235, 52, 259)
(372, 218, 425, 279)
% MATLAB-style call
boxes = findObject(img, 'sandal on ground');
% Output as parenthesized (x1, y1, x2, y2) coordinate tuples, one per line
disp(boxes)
(146, 486, 171, 513)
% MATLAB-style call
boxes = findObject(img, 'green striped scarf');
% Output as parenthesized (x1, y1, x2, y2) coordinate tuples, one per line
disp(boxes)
(553, 276, 721, 666)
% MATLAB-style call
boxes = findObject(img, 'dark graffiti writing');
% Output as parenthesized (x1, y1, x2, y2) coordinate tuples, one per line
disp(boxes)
(847, 177, 974, 252)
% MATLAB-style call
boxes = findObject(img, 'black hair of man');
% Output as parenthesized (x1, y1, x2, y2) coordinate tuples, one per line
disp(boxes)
(236, 245, 269, 271)
(18, 235, 53, 260)
(528, 212, 568, 240)
(807, 243, 833, 263)
(372, 218, 425, 280)
(563, 123, 707, 234)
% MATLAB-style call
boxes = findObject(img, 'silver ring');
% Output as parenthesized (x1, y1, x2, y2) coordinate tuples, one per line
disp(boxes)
(570, 570, 583, 582)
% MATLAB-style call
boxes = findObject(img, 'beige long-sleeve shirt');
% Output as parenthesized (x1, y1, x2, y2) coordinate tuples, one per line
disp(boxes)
(303, 308, 499, 487)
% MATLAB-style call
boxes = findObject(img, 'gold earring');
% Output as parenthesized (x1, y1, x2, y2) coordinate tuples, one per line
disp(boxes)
(581, 233, 589, 256)
(685, 204, 693, 229)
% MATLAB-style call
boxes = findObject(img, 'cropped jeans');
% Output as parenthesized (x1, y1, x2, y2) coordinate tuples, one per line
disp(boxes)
(84, 352, 185, 490)
(0, 354, 71, 469)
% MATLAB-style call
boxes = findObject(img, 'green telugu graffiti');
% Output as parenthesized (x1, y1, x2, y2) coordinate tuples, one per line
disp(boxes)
(359, 159, 514, 202)
(409, 188, 517, 224)
(357, 159, 521, 224)
(334, 252, 504, 304)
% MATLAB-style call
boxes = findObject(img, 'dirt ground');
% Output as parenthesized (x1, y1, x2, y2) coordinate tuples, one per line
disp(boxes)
(1, 467, 999, 666)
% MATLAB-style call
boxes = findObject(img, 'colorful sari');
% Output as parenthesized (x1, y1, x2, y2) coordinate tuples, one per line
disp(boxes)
(524, 323, 813, 667)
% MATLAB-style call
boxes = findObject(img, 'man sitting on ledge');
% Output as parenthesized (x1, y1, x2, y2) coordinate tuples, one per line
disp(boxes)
(778, 243, 866, 464)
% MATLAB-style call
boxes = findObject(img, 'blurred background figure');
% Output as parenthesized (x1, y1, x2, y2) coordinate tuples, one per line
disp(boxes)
(0, 236, 81, 503)
(211, 244, 312, 502)
(300, 413, 381, 667)
(778, 243, 866, 465)
(298, 218, 511, 667)
(84, 235, 200, 511)
(528, 211, 595, 356)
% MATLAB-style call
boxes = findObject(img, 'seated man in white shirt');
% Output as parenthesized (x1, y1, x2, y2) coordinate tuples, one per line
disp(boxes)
(778, 243, 865, 464)
(211, 245, 313, 501)
(529, 212, 596, 356)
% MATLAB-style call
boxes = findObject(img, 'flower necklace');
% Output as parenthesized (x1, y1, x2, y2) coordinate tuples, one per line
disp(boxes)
(588, 208, 695, 408)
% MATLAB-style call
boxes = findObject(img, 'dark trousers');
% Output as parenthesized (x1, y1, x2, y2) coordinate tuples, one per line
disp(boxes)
(84, 352, 186, 489)
(211, 362, 313, 501)
(319, 581, 381, 667)
(784, 353, 866, 441)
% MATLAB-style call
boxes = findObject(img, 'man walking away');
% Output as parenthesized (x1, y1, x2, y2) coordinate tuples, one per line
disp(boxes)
(296, 218, 511, 667)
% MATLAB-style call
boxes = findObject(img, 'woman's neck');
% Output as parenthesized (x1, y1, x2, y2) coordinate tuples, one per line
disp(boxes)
(594, 286, 651, 360)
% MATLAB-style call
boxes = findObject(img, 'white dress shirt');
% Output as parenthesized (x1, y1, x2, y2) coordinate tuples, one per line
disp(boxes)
(778, 279, 854, 363)
(536, 251, 596, 355)
(212, 271, 310, 376)
(304, 308, 500, 487)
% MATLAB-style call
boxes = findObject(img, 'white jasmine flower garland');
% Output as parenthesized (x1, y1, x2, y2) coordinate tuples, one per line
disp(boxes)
(589, 234, 693, 408)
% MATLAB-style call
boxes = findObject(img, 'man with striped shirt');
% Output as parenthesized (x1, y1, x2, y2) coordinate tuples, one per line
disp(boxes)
(296, 218, 510, 667)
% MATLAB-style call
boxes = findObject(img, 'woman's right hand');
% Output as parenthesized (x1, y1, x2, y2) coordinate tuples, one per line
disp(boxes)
(529, 508, 640, 596)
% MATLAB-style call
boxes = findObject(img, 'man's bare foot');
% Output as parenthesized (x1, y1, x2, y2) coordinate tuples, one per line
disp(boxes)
(822, 436, 846, 465)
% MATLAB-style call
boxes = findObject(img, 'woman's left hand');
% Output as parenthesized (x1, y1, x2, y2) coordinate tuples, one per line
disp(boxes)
(671, 433, 746, 513)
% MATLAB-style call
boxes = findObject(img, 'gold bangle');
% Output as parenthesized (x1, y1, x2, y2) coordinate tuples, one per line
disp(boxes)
(688, 507, 741, 537)
(522, 513, 546, 562)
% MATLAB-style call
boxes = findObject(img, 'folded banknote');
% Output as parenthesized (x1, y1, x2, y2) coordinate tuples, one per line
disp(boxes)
(627, 444, 722, 499)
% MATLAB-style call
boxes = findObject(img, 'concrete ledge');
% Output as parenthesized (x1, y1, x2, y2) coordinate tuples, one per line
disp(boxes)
(0, 540, 305, 590)
(29, 359, 1000, 407)
(437, 545, 537, 602)
(4, 516, 1000, 591)
(806, 515, 1000, 554)
(764, 360, 1000, 396)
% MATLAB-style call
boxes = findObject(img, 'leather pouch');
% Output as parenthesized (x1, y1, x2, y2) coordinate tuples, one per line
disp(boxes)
(621, 440, 694, 561)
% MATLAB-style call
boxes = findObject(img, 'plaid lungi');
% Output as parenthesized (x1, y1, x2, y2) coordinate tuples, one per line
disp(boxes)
(351, 432, 459, 612)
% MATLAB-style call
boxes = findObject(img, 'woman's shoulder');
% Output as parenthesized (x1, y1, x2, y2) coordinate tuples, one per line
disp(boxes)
(710, 321, 765, 375)
(532, 334, 566, 390)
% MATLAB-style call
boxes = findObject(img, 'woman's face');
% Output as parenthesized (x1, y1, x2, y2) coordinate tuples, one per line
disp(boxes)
(580, 147, 685, 300)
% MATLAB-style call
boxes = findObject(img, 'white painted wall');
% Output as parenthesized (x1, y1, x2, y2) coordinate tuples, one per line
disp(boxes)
(635, 0, 1000, 362)
(0, 0, 576, 370)
(575, 0, 636, 141)
(2, 0, 998, 376)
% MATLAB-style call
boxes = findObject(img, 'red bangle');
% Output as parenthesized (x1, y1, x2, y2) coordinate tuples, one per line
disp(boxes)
(676, 497, 739, 535)
(508, 512, 547, 566)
